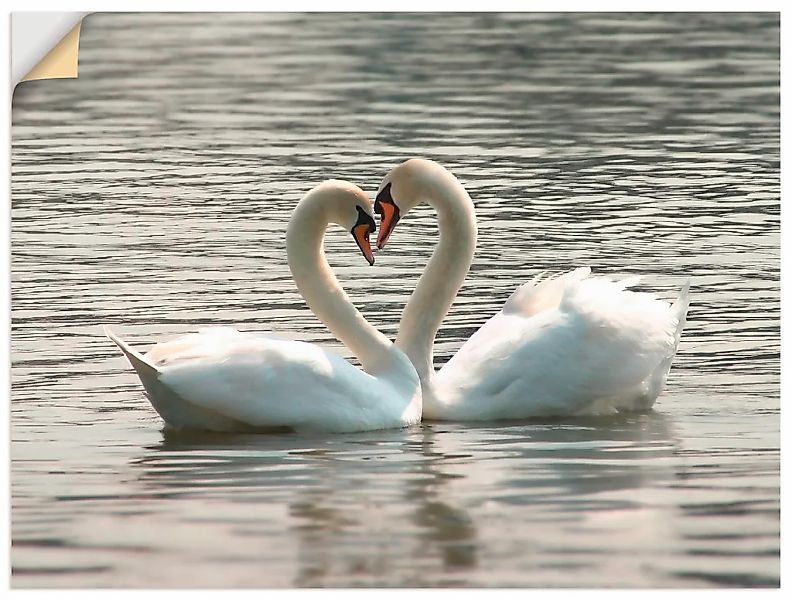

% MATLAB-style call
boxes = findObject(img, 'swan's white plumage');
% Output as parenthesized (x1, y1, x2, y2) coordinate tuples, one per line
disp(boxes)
(376, 158, 690, 423)
(109, 325, 421, 435)
(429, 270, 689, 420)
(110, 326, 417, 433)
(106, 180, 421, 434)
(503, 266, 591, 317)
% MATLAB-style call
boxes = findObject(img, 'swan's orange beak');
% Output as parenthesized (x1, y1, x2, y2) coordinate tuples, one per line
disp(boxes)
(352, 223, 375, 266)
(374, 183, 401, 250)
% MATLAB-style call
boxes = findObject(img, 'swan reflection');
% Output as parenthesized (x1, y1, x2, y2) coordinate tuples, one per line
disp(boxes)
(129, 412, 676, 586)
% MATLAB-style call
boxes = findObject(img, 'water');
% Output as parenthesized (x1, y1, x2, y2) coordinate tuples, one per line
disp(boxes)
(10, 12, 779, 588)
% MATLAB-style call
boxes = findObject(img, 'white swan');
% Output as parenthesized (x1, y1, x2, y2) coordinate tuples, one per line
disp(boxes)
(373, 158, 690, 421)
(106, 180, 421, 433)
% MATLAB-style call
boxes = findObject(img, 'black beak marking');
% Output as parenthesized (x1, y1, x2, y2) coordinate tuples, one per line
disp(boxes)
(353, 205, 376, 234)
(374, 182, 401, 249)
(351, 206, 376, 265)
(374, 182, 394, 217)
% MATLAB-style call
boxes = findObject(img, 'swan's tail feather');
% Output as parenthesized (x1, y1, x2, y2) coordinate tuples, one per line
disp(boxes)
(611, 279, 690, 414)
(104, 326, 256, 432)
(648, 279, 690, 401)
(671, 279, 691, 352)
(105, 325, 166, 417)
(104, 326, 160, 385)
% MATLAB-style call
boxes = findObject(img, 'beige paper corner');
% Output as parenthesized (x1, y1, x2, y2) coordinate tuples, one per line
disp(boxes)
(22, 21, 83, 83)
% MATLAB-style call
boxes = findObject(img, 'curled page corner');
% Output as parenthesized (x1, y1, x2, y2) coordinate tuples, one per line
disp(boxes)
(11, 12, 89, 91)
(22, 22, 82, 84)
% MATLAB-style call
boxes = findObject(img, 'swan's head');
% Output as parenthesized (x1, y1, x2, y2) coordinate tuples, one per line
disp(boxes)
(374, 158, 442, 249)
(309, 180, 377, 265)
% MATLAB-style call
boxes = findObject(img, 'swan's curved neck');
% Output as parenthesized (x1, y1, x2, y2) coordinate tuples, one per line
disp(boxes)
(287, 206, 394, 375)
(395, 168, 477, 380)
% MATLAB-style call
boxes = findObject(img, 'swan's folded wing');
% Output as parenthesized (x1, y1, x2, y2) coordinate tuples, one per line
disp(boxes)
(502, 267, 591, 317)
(438, 276, 683, 418)
(153, 335, 382, 432)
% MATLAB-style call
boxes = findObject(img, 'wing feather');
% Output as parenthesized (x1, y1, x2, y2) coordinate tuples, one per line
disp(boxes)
(434, 274, 687, 420)
(503, 266, 591, 317)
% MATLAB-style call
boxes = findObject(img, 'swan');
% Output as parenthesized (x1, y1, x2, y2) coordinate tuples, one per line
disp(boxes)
(373, 158, 690, 421)
(105, 180, 421, 433)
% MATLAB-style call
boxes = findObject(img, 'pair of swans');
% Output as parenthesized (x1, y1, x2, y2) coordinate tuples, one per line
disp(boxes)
(106, 159, 689, 433)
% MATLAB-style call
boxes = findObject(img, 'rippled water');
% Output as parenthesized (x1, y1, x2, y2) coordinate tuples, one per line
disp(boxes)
(11, 12, 779, 587)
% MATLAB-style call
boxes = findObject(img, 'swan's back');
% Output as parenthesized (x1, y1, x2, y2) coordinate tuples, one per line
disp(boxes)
(433, 273, 689, 420)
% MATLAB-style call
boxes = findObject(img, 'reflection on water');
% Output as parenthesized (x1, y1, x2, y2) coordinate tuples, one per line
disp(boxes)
(122, 414, 678, 587)
(11, 12, 778, 588)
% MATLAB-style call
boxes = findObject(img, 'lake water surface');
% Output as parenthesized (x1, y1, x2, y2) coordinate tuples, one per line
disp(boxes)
(10, 12, 779, 587)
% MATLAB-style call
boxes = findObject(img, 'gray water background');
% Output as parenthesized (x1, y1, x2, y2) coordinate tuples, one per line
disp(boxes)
(10, 12, 779, 587)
